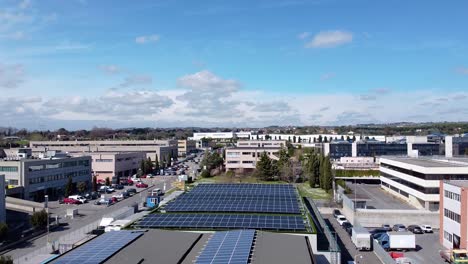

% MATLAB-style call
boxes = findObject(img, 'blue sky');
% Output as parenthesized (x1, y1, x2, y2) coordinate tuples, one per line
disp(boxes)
(1, 0, 468, 129)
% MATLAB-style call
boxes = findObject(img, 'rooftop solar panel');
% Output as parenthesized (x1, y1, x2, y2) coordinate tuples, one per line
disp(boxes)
(196, 230, 255, 264)
(51, 231, 143, 264)
(137, 214, 305, 231)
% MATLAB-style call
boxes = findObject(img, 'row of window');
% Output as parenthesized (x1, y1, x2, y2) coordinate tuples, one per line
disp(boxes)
(445, 190, 461, 202)
(95, 159, 113, 162)
(381, 163, 468, 181)
(29, 170, 90, 185)
(444, 208, 461, 223)
(381, 172, 440, 194)
(444, 230, 453, 242)
(0, 166, 19, 172)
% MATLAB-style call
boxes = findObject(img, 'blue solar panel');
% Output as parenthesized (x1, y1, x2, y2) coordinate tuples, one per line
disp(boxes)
(52, 231, 143, 264)
(164, 183, 300, 214)
(196, 230, 255, 264)
(137, 214, 305, 231)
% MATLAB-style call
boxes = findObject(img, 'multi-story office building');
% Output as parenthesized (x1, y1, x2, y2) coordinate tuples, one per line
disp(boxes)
(236, 140, 286, 148)
(440, 181, 468, 249)
(190, 132, 252, 141)
(446, 135, 468, 157)
(0, 174, 5, 223)
(225, 140, 284, 172)
(0, 155, 92, 201)
(29, 140, 178, 163)
(380, 157, 468, 211)
(177, 140, 196, 157)
(257, 134, 386, 143)
(70, 152, 146, 181)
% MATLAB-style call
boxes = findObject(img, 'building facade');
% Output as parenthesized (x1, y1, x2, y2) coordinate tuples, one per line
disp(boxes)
(177, 140, 196, 157)
(380, 157, 468, 211)
(446, 136, 468, 158)
(333, 157, 378, 170)
(0, 156, 92, 201)
(236, 140, 286, 148)
(225, 141, 282, 172)
(0, 174, 5, 223)
(440, 181, 468, 249)
(70, 152, 146, 181)
(29, 140, 178, 163)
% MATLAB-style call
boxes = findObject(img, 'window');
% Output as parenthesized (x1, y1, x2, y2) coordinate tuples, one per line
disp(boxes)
(445, 190, 461, 202)
(444, 230, 453, 242)
(8, 179, 19, 185)
(0, 166, 18, 172)
(46, 163, 61, 169)
(242, 161, 254, 164)
(444, 208, 461, 223)
(95, 159, 113, 162)
(242, 152, 251, 155)
(227, 161, 239, 163)
(28, 165, 44, 171)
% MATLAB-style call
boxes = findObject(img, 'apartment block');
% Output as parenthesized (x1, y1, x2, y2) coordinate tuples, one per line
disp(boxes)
(177, 140, 196, 157)
(29, 140, 178, 162)
(439, 181, 468, 249)
(380, 157, 468, 211)
(0, 156, 92, 202)
(70, 152, 146, 181)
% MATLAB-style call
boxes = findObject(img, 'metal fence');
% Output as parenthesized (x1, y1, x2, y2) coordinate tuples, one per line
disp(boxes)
(373, 239, 396, 264)
(306, 198, 341, 264)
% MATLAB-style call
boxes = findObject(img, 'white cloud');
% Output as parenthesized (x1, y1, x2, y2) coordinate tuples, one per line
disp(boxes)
(0, 63, 25, 89)
(135, 34, 160, 44)
(119, 75, 152, 88)
(297, 32, 310, 40)
(306, 30, 353, 48)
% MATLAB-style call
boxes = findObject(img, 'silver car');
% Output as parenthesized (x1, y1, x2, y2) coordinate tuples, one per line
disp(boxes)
(392, 224, 406, 232)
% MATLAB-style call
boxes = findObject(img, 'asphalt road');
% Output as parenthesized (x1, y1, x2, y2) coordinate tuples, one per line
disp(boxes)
(3, 176, 177, 259)
(323, 214, 382, 264)
(403, 232, 445, 264)
(346, 183, 416, 210)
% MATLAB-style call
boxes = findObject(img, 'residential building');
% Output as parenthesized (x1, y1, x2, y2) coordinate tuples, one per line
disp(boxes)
(0, 174, 5, 223)
(177, 140, 196, 157)
(225, 146, 282, 172)
(29, 140, 178, 163)
(440, 180, 468, 249)
(0, 155, 92, 202)
(70, 152, 146, 181)
(380, 157, 468, 211)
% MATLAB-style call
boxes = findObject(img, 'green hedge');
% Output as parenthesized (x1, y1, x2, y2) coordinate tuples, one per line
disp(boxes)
(335, 169, 379, 177)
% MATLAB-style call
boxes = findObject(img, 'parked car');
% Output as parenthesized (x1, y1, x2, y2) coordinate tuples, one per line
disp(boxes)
(382, 224, 392, 231)
(84, 192, 99, 200)
(127, 188, 137, 195)
(333, 209, 341, 218)
(392, 224, 407, 232)
(63, 198, 80, 204)
(112, 192, 128, 200)
(342, 222, 353, 233)
(407, 225, 423, 234)
(136, 182, 148, 188)
(420, 225, 433, 233)
(370, 228, 388, 235)
(336, 215, 348, 226)
(68, 195, 87, 204)
(111, 184, 124, 190)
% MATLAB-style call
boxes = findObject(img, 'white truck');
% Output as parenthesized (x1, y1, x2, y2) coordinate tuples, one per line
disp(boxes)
(351, 226, 372, 251)
(378, 232, 416, 251)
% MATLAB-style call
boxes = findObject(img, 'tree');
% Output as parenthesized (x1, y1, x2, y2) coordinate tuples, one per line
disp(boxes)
(313, 137, 317, 143)
(105, 177, 111, 186)
(0, 223, 8, 241)
(298, 136, 302, 143)
(0, 256, 13, 264)
(324, 137, 328, 143)
(255, 152, 274, 180)
(293, 135, 297, 143)
(139, 159, 146, 175)
(200, 170, 211, 178)
(64, 176, 73, 197)
(352, 135, 356, 142)
(318, 135, 323, 143)
(276, 149, 290, 173)
(146, 157, 153, 174)
(346, 136, 351, 141)
(77, 181, 87, 194)
(30, 210, 48, 230)
(166, 154, 172, 167)
(341, 135, 345, 140)
(154, 154, 160, 172)
(92, 176, 97, 192)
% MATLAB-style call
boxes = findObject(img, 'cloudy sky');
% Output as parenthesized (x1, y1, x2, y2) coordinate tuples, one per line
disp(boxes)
(1, 0, 468, 130)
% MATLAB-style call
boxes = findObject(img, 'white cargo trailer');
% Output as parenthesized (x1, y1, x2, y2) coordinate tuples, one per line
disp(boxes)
(351, 226, 372, 251)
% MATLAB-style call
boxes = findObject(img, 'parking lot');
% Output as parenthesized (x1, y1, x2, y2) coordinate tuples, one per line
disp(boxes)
(346, 183, 416, 210)
(404, 232, 444, 264)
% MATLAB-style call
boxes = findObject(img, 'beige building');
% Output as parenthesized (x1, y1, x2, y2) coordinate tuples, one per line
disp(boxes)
(70, 152, 146, 181)
(177, 140, 196, 157)
(29, 140, 178, 162)
(236, 140, 286, 148)
(225, 145, 282, 172)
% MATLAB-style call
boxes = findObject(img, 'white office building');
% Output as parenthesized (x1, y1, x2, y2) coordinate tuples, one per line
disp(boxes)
(380, 157, 468, 211)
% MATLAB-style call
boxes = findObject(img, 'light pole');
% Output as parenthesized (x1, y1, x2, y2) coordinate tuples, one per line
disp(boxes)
(45, 195, 49, 247)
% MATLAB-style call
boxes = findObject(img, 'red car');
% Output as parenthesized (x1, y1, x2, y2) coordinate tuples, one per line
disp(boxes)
(97, 179, 106, 185)
(63, 198, 80, 204)
(136, 182, 148, 188)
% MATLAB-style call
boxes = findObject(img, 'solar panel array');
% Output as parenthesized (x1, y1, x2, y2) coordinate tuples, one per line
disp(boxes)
(52, 230, 143, 264)
(137, 213, 305, 231)
(196, 230, 255, 264)
(164, 183, 300, 214)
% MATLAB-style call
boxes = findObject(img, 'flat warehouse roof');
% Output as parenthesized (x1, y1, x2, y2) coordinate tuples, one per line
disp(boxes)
(252, 232, 314, 264)
(382, 157, 468, 168)
(445, 180, 468, 188)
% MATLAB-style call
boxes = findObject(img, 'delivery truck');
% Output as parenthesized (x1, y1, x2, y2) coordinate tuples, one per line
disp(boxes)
(440, 249, 468, 264)
(377, 232, 416, 251)
(351, 226, 372, 251)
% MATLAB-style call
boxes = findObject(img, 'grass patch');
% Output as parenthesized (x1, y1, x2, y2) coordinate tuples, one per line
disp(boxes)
(297, 183, 331, 200)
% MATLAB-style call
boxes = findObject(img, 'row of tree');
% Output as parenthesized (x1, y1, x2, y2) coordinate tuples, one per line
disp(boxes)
(302, 149, 333, 191)
(200, 151, 224, 177)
